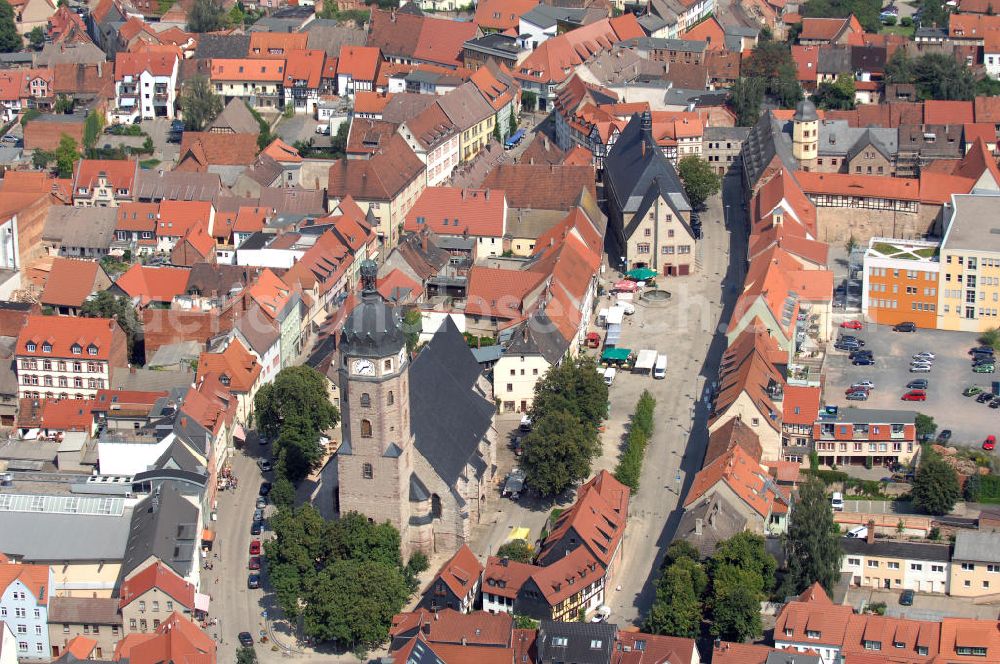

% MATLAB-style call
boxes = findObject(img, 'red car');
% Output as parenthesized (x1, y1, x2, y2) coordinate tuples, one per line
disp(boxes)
(901, 390, 927, 402)
(985, 435, 996, 451)
(845, 386, 870, 395)
(249, 540, 261, 556)
(840, 320, 863, 330)
(248, 556, 261, 570)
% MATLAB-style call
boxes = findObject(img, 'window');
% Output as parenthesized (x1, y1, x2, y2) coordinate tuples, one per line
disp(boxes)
(868, 560, 879, 568)
(932, 565, 944, 573)
(165, 601, 173, 611)
(17, 642, 26, 653)
(362, 463, 373, 479)
(636, 242, 650, 254)
(989, 564, 1000, 573)
(360, 393, 371, 407)
(360, 419, 372, 437)
(34, 625, 41, 635)
(71, 344, 81, 355)
(911, 564, 922, 571)
(806, 630, 821, 639)
(129, 619, 136, 630)
(552, 637, 568, 647)
(956, 646, 988, 656)
(590, 640, 603, 649)
(152, 601, 159, 612)
(863, 640, 881, 651)
(917, 646, 929, 656)
(87, 345, 97, 356)
(848, 558, 860, 566)
(384, 359, 392, 371)
(887, 562, 900, 569)
(963, 563, 976, 571)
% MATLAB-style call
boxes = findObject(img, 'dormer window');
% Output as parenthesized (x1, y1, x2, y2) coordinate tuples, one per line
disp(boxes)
(25, 342, 35, 352)
(71, 344, 81, 355)
(807, 630, 821, 639)
(41, 343, 51, 353)
(220, 374, 231, 386)
(87, 345, 98, 356)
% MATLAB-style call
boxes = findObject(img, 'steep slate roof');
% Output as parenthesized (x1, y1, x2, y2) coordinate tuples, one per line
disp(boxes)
(117, 483, 198, 585)
(209, 98, 260, 134)
(675, 491, 749, 558)
(704, 417, 763, 467)
(409, 317, 495, 486)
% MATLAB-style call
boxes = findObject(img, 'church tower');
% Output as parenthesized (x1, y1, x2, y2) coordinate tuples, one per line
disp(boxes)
(336, 260, 415, 556)
(792, 99, 819, 167)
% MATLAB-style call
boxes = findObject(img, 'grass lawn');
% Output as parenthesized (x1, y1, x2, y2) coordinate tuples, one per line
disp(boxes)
(139, 158, 161, 169)
(880, 25, 915, 37)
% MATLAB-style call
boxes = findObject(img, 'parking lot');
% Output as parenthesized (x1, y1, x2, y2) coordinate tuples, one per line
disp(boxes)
(825, 323, 992, 445)
(844, 586, 999, 620)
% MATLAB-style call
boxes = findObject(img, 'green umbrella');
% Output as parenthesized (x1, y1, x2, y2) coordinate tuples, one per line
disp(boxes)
(626, 267, 657, 281)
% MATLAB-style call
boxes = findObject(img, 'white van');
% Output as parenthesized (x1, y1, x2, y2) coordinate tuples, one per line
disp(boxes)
(603, 367, 617, 386)
(831, 492, 844, 511)
(653, 354, 667, 379)
(847, 525, 868, 539)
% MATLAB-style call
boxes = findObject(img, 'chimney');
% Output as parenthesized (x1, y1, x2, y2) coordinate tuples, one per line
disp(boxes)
(867, 520, 876, 544)
(641, 141, 646, 158)
(421, 231, 428, 253)
(695, 517, 703, 535)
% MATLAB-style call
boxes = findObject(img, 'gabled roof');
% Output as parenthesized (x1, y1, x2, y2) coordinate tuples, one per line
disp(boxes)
(119, 561, 195, 610)
(0, 559, 49, 605)
(72, 159, 138, 193)
(481, 163, 596, 211)
(245, 268, 294, 321)
(40, 258, 102, 309)
(281, 48, 325, 89)
(115, 264, 190, 305)
(704, 417, 763, 467)
(16, 315, 120, 361)
(248, 31, 308, 55)
(338, 45, 381, 81)
(178, 132, 259, 167)
(713, 325, 786, 433)
(685, 444, 789, 518)
(425, 545, 483, 602)
(196, 339, 260, 393)
(368, 8, 477, 68)
(464, 266, 544, 320)
(537, 470, 629, 568)
(113, 611, 215, 664)
(515, 15, 644, 85)
(799, 15, 862, 42)
(210, 58, 285, 83)
(473, 0, 537, 31)
(404, 187, 506, 238)
(391, 608, 511, 648)
(114, 46, 178, 80)
(327, 134, 425, 202)
(924, 100, 975, 125)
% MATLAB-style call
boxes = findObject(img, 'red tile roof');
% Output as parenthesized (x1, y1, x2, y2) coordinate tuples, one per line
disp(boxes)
(480, 163, 597, 210)
(249, 31, 308, 56)
(791, 45, 819, 83)
(155, 200, 214, 239)
(515, 15, 644, 85)
(16, 315, 121, 362)
(72, 159, 139, 194)
(17, 397, 95, 431)
(474, 0, 537, 31)
(685, 443, 789, 518)
(196, 339, 260, 393)
(114, 48, 178, 80)
(390, 608, 512, 647)
(246, 269, 293, 320)
(782, 385, 821, 426)
(799, 16, 861, 42)
(178, 132, 259, 167)
(924, 100, 975, 125)
(464, 266, 544, 320)
(113, 612, 215, 664)
(538, 470, 629, 568)
(261, 137, 302, 163)
(64, 636, 97, 660)
(704, 417, 763, 467)
(40, 258, 101, 309)
(0, 560, 50, 605)
(426, 544, 482, 601)
(796, 171, 921, 201)
(775, 582, 853, 648)
(116, 202, 158, 232)
(282, 48, 325, 90)
(210, 58, 285, 83)
(404, 187, 506, 238)
(115, 264, 190, 305)
(338, 45, 381, 82)
(327, 134, 425, 202)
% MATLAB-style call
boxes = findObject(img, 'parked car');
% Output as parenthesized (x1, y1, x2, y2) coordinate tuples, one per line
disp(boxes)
(846, 386, 870, 396)
(840, 320, 863, 329)
(853, 381, 876, 390)
(913, 352, 936, 361)
(316, 123, 330, 135)
(249, 540, 261, 555)
(248, 556, 261, 570)
(238, 633, 254, 648)
(849, 349, 873, 360)
(964, 386, 984, 397)
(846, 391, 869, 400)
(893, 321, 917, 332)
(831, 492, 844, 511)
(853, 356, 876, 366)
(910, 364, 931, 373)
(259, 482, 272, 496)
(502, 468, 526, 500)
(847, 525, 868, 538)
(251, 522, 262, 536)
(977, 392, 994, 403)
(247, 574, 260, 590)
(907, 379, 928, 390)
(257, 459, 272, 472)
(974, 363, 996, 373)
(900, 589, 914, 606)
(511, 435, 523, 456)
(253, 509, 264, 523)
(985, 435, 997, 451)
(839, 335, 864, 345)
(902, 390, 927, 401)
(970, 346, 996, 356)
(990, 398, 1000, 409)
(835, 341, 861, 351)
(936, 430, 953, 443)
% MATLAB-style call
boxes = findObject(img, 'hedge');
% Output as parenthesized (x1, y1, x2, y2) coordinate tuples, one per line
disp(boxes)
(964, 474, 1000, 503)
(614, 390, 656, 492)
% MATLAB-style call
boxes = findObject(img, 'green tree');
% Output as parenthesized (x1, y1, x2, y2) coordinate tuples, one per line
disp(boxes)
(330, 120, 349, 157)
(664, 539, 701, 566)
(728, 77, 765, 126)
(711, 531, 776, 593)
(327, 511, 403, 569)
(254, 365, 340, 442)
(979, 327, 1000, 351)
(496, 539, 533, 563)
(645, 557, 707, 637)
(801, 0, 882, 32)
(0, 1, 20, 53)
(27, 26, 45, 50)
(187, 0, 226, 32)
(20, 109, 40, 126)
(919, 0, 948, 27)
(845, 233, 859, 255)
(508, 111, 517, 137)
(179, 76, 223, 131)
(493, 119, 502, 144)
(83, 110, 104, 150)
(402, 308, 422, 354)
(976, 76, 1000, 97)
(79, 291, 142, 363)
(677, 155, 721, 209)
(710, 564, 763, 641)
(530, 356, 608, 431)
(31, 149, 53, 170)
(912, 451, 960, 515)
(521, 90, 538, 112)
(275, 423, 324, 482)
(782, 477, 842, 596)
(521, 409, 599, 496)
(53, 94, 74, 113)
(741, 41, 802, 108)
(915, 413, 937, 440)
(885, 51, 974, 100)
(813, 73, 856, 110)
(235, 647, 257, 664)
(269, 474, 295, 508)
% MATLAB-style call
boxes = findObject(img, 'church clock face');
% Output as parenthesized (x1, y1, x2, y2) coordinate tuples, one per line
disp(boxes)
(398, 348, 406, 367)
(352, 359, 375, 376)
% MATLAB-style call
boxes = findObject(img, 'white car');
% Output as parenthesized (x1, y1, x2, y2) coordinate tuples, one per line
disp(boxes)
(912, 352, 936, 361)
(852, 381, 875, 390)
(316, 123, 330, 135)
(618, 302, 635, 315)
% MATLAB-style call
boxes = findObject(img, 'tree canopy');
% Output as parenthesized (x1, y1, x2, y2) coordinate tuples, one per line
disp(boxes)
(741, 41, 803, 109)
(0, 1, 20, 53)
(912, 449, 960, 515)
(180, 76, 223, 131)
(677, 156, 721, 210)
(79, 291, 142, 364)
(529, 356, 608, 430)
(265, 507, 413, 652)
(801, 0, 882, 32)
(521, 409, 599, 496)
(812, 74, 856, 110)
(55, 134, 80, 179)
(187, 0, 227, 32)
(495, 539, 534, 563)
(885, 51, 975, 101)
(645, 557, 705, 638)
(728, 77, 765, 127)
(782, 477, 842, 596)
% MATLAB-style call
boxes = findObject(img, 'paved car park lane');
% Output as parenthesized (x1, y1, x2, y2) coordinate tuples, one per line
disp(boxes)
(825, 323, 989, 445)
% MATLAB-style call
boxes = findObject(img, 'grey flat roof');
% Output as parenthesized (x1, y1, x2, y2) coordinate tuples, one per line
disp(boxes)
(821, 407, 918, 425)
(954, 531, 1000, 563)
(944, 193, 1000, 253)
(840, 537, 951, 562)
(0, 509, 132, 561)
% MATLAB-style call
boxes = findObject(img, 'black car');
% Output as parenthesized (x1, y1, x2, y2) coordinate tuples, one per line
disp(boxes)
(977, 392, 994, 403)
(849, 349, 873, 360)
(894, 322, 917, 332)
(936, 429, 953, 443)
(247, 574, 260, 589)
(990, 398, 1000, 409)
(853, 356, 876, 366)
(238, 632, 254, 648)
(839, 335, 864, 345)
(907, 379, 929, 390)
(259, 481, 272, 496)
(835, 342, 861, 351)
(974, 357, 996, 367)
(251, 521, 262, 536)
(900, 589, 914, 606)
(970, 346, 996, 356)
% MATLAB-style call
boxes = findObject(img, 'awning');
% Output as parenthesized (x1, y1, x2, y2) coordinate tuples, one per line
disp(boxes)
(508, 527, 530, 542)
(195, 593, 210, 613)
(201, 528, 215, 542)
(613, 280, 638, 292)
(601, 348, 632, 362)
(627, 267, 657, 281)
(233, 424, 246, 441)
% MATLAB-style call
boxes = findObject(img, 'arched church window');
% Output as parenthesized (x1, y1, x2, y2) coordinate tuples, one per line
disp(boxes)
(360, 419, 373, 437)
(387, 391, 394, 406)
(360, 393, 371, 407)
(431, 494, 442, 519)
